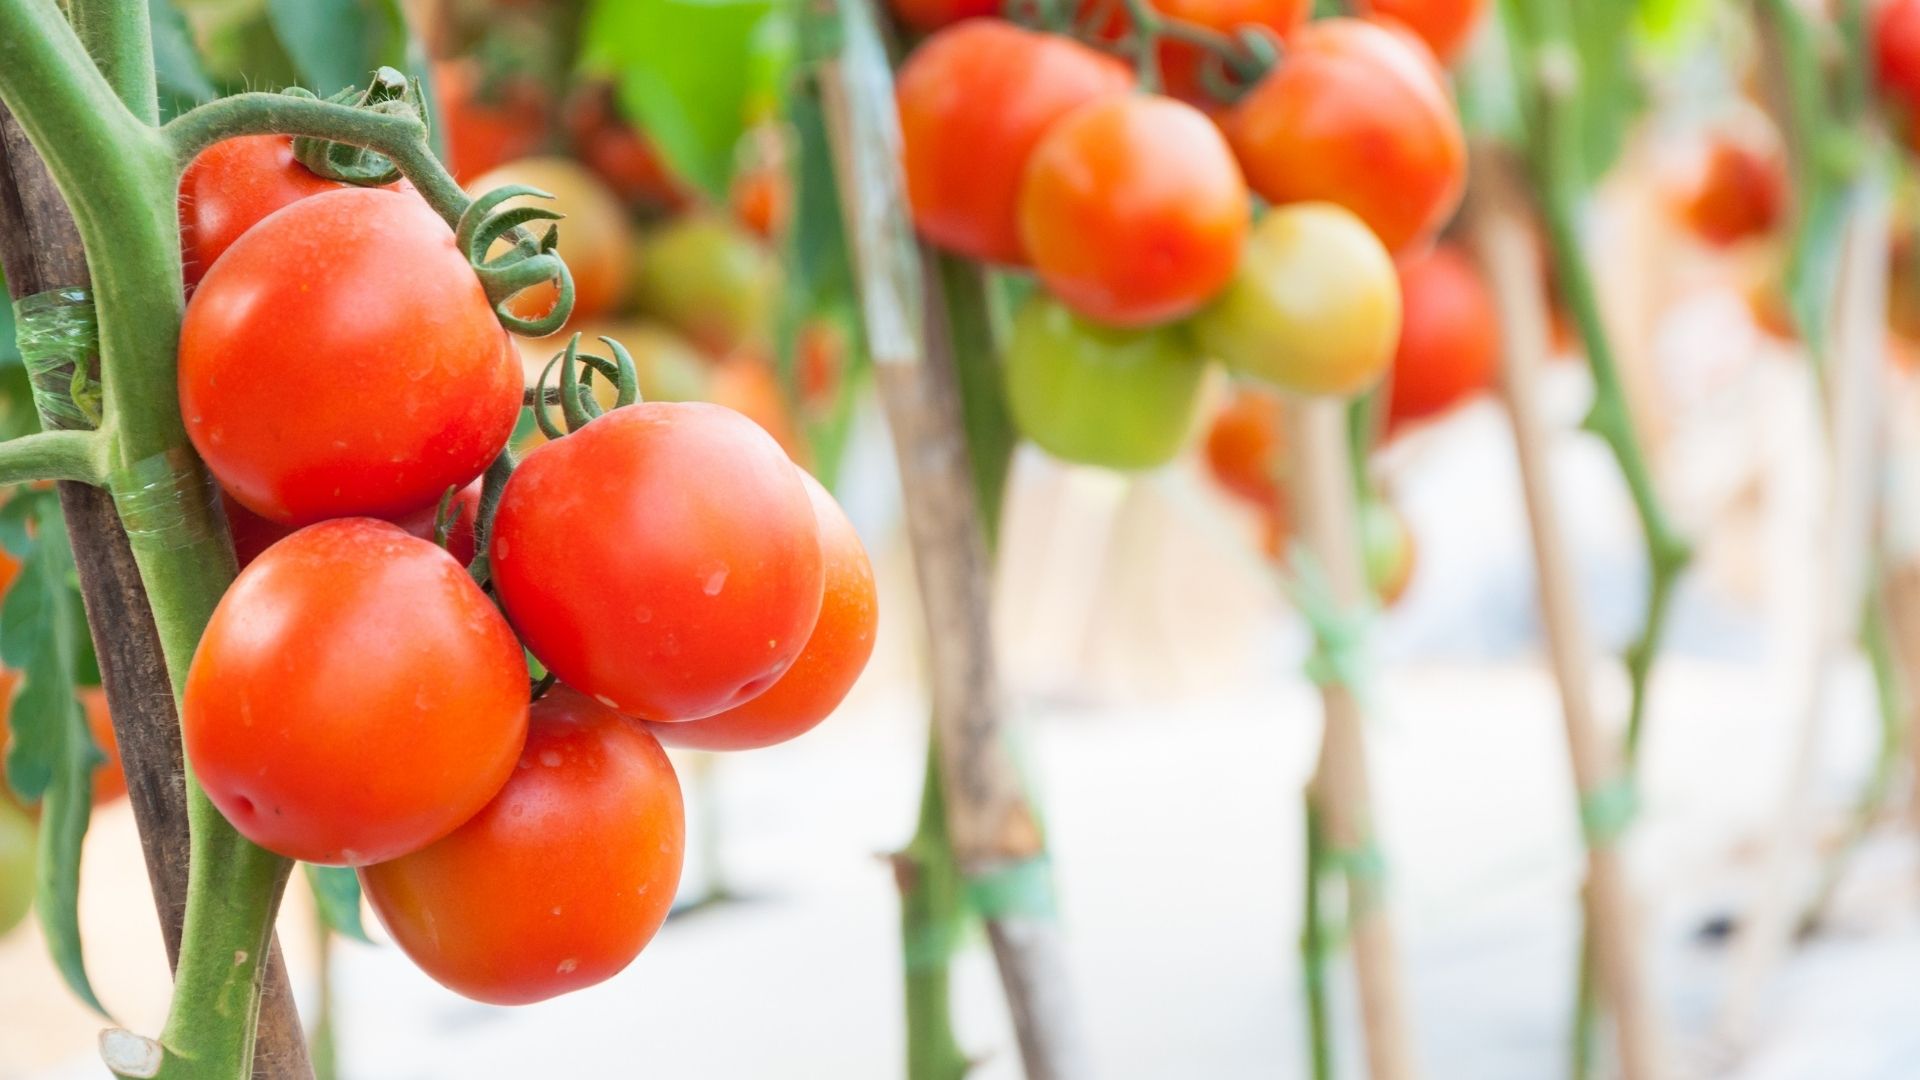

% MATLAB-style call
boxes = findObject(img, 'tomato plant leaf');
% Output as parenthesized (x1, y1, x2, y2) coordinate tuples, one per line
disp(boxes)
(581, 0, 796, 199)
(151, 0, 219, 120)
(304, 864, 372, 944)
(0, 500, 106, 1015)
(266, 0, 404, 97)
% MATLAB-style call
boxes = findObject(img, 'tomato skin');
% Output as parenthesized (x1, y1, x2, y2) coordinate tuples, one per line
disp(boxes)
(889, 0, 999, 33)
(1194, 202, 1401, 396)
(179, 136, 343, 285)
(434, 60, 549, 184)
(1204, 384, 1287, 510)
(1004, 293, 1206, 469)
(1227, 18, 1465, 253)
(631, 214, 779, 357)
(222, 482, 482, 568)
(180, 188, 520, 526)
(1018, 95, 1249, 327)
(491, 403, 825, 722)
(183, 519, 529, 866)
(650, 473, 876, 750)
(467, 157, 633, 325)
(1386, 243, 1498, 430)
(0, 794, 32, 938)
(1673, 133, 1787, 248)
(1367, 0, 1487, 64)
(360, 686, 683, 1005)
(897, 21, 1132, 265)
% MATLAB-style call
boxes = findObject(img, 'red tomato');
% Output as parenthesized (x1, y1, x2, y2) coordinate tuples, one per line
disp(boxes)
(1204, 384, 1288, 511)
(178, 136, 342, 285)
(1879, 0, 1920, 147)
(1672, 132, 1787, 247)
(1368, 0, 1488, 64)
(650, 473, 876, 750)
(183, 519, 529, 866)
(1227, 18, 1465, 253)
(897, 21, 1132, 264)
(563, 85, 690, 210)
(490, 403, 825, 722)
(434, 60, 549, 184)
(888, 0, 998, 33)
(1018, 94, 1248, 327)
(180, 188, 520, 525)
(222, 481, 480, 568)
(360, 686, 683, 1005)
(1386, 243, 1498, 430)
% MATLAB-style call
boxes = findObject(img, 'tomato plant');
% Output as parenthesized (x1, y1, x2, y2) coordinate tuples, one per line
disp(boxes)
(180, 187, 521, 525)
(360, 686, 684, 1004)
(1193, 201, 1402, 396)
(652, 473, 877, 750)
(631, 214, 779, 356)
(1226, 17, 1465, 253)
(1003, 293, 1206, 469)
(490, 402, 825, 722)
(467, 156, 633, 324)
(897, 20, 1132, 264)
(183, 519, 530, 866)
(1367, 0, 1488, 64)
(1018, 93, 1249, 327)
(1386, 243, 1498, 431)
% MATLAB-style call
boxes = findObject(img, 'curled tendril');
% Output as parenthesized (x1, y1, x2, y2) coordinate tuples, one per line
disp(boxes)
(288, 67, 422, 185)
(1192, 25, 1284, 104)
(457, 184, 577, 336)
(528, 334, 642, 440)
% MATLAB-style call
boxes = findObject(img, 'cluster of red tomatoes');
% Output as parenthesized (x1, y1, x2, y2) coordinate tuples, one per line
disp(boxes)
(169, 114, 877, 1005)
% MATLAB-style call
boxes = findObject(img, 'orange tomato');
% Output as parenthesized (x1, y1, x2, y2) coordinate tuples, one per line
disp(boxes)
(1018, 94, 1249, 327)
(897, 20, 1132, 264)
(1204, 384, 1288, 511)
(1227, 18, 1465, 253)
(1367, 0, 1488, 64)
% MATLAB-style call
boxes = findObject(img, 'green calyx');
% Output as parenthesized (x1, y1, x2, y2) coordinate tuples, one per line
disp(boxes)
(288, 67, 421, 186)
(457, 183, 578, 336)
(529, 333, 641, 440)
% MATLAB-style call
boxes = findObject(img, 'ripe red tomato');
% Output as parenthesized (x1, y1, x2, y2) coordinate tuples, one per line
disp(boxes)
(889, 0, 998, 33)
(1003, 292, 1206, 468)
(178, 136, 342, 284)
(897, 21, 1131, 265)
(1386, 243, 1498, 430)
(1368, 0, 1488, 64)
(183, 519, 529, 866)
(180, 188, 520, 525)
(490, 403, 825, 722)
(651, 473, 876, 750)
(1227, 18, 1465, 253)
(1193, 202, 1401, 396)
(1672, 131, 1787, 248)
(433, 60, 549, 184)
(1018, 94, 1248, 327)
(1204, 384, 1288, 510)
(222, 482, 481, 568)
(467, 157, 632, 325)
(1879, 0, 1920, 146)
(360, 686, 683, 1004)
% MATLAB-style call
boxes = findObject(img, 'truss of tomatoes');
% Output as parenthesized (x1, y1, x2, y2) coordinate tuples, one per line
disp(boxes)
(171, 141, 878, 1006)
(894, 13, 1469, 471)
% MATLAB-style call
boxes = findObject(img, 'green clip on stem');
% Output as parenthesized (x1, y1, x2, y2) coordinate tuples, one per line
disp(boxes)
(14, 288, 103, 431)
(108, 447, 222, 555)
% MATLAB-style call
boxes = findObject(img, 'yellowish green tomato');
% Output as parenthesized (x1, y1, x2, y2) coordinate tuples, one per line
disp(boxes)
(1193, 202, 1401, 398)
(631, 215, 780, 357)
(1004, 292, 1207, 470)
(0, 795, 34, 938)
(1362, 497, 1417, 606)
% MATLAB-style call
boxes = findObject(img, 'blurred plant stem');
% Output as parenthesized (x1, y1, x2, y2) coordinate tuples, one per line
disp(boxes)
(899, 749, 971, 1080)
(1301, 800, 1335, 1080)
(310, 910, 337, 1080)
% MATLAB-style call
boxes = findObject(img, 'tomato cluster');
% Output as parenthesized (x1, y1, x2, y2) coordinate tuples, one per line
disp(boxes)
(894, 8, 1468, 472)
(171, 120, 877, 1003)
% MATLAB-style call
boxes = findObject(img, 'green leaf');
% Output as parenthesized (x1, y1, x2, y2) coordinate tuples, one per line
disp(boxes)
(151, 0, 219, 120)
(265, 0, 403, 97)
(581, 0, 797, 198)
(304, 864, 372, 944)
(1, 503, 106, 1015)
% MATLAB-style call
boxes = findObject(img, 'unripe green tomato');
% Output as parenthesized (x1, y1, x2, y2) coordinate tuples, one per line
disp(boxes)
(1193, 202, 1401, 397)
(1362, 497, 1417, 606)
(631, 215, 780, 357)
(1004, 292, 1206, 470)
(0, 794, 35, 937)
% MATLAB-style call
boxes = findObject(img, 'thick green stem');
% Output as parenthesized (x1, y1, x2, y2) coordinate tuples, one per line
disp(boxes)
(1301, 799, 1334, 1080)
(68, 0, 158, 126)
(0, 428, 108, 485)
(900, 746, 970, 1080)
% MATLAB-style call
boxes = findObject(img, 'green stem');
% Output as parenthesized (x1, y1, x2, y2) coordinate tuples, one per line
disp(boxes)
(67, 0, 158, 126)
(310, 909, 337, 1080)
(900, 745, 970, 1080)
(1301, 799, 1334, 1080)
(0, 429, 108, 485)
(1569, 928, 1599, 1080)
